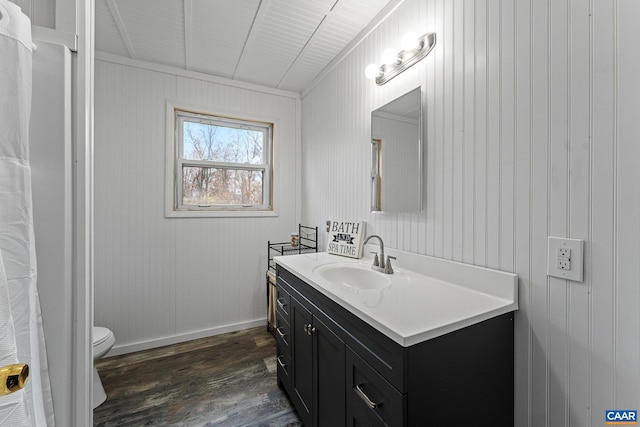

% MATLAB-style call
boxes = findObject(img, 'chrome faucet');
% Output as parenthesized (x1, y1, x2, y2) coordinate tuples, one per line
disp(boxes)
(363, 235, 396, 274)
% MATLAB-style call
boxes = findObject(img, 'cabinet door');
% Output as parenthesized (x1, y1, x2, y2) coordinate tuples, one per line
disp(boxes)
(314, 313, 346, 427)
(291, 297, 314, 427)
(291, 295, 347, 427)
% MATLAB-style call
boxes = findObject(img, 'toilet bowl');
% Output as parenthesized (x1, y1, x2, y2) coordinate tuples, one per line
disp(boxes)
(93, 326, 115, 409)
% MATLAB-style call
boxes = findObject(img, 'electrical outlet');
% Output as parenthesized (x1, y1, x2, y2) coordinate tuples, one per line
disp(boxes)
(548, 237, 584, 282)
(557, 258, 571, 270)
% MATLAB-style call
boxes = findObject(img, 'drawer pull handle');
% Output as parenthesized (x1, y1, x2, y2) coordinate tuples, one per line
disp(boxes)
(277, 356, 287, 368)
(276, 298, 287, 310)
(355, 383, 381, 409)
(276, 327, 287, 339)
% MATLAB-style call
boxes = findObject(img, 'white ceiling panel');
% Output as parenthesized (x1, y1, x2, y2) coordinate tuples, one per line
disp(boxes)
(95, 0, 400, 93)
(234, 1, 327, 87)
(114, 0, 186, 68)
(306, 0, 339, 12)
(95, 0, 129, 57)
(278, 30, 345, 90)
(337, 0, 391, 26)
(189, 0, 260, 78)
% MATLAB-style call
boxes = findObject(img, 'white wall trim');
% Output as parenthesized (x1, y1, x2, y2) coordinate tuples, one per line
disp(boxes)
(95, 51, 301, 100)
(55, 0, 77, 46)
(31, 40, 74, 427)
(106, 318, 267, 357)
(72, 0, 94, 424)
(294, 97, 302, 224)
(32, 25, 77, 50)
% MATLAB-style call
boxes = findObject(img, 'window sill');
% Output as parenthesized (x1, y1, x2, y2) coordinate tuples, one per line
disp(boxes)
(165, 209, 279, 219)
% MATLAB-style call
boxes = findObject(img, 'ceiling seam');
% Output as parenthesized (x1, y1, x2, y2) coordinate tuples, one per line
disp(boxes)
(276, 14, 330, 90)
(232, 0, 270, 80)
(301, 0, 406, 97)
(105, 0, 137, 59)
(276, 0, 348, 90)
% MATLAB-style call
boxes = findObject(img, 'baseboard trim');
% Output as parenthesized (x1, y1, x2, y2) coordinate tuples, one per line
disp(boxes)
(105, 318, 267, 357)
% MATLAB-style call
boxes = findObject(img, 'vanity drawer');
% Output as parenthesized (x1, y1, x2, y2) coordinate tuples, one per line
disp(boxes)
(276, 347, 292, 393)
(274, 311, 291, 353)
(275, 286, 290, 317)
(346, 347, 405, 427)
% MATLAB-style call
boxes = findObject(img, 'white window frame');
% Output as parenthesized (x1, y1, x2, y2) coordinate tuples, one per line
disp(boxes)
(165, 102, 276, 218)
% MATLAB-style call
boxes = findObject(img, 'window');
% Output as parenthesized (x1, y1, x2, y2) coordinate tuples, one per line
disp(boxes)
(167, 106, 274, 216)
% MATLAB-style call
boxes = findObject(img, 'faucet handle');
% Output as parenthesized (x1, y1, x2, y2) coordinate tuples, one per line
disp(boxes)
(370, 251, 379, 267)
(385, 256, 396, 274)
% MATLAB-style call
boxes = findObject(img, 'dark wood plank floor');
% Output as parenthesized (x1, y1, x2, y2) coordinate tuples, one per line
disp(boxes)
(93, 326, 302, 427)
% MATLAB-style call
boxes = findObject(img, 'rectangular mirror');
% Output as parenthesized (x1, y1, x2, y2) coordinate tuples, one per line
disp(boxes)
(371, 87, 422, 212)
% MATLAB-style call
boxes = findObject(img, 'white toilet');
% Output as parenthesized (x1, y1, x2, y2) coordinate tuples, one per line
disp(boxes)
(93, 326, 115, 408)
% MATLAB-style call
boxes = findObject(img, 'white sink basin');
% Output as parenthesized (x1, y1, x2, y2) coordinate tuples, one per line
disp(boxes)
(313, 263, 391, 290)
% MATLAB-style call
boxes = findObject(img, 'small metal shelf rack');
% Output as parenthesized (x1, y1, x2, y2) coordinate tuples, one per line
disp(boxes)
(267, 224, 318, 273)
(266, 224, 318, 332)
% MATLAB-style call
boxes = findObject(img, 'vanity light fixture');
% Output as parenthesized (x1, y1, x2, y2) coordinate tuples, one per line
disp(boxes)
(365, 32, 436, 85)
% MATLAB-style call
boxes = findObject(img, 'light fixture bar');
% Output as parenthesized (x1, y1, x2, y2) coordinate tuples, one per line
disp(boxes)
(375, 32, 436, 86)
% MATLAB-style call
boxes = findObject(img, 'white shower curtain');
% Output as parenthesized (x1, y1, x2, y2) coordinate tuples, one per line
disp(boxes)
(0, 1, 54, 425)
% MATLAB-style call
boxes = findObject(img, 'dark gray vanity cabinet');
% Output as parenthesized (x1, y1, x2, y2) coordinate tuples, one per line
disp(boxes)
(276, 264, 514, 427)
(277, 273, 346, 427)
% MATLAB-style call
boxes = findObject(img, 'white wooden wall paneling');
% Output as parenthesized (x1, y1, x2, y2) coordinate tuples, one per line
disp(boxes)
(548, 0, 570, 423)
(530, 0, 551, 423)
(591, 0, 616, 419)
(95, 63, 179, 346)
(462, 0, 476, 266)
(94, 59, 299, 352)
(300, 0, 640, 425)
(486, 0, 502, 271)
(474, 1, 488, 267)
(567, 0, 592, 424)
(424, 0, 437, 258)
(500, 0, 516, 275)
(617, 0, 640, 412)
(514, 0, 533, 423)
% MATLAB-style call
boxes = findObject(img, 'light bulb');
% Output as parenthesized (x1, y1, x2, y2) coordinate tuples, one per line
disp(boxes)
(381, 48, 399, 65)
(365, 63, 381, 79)
(401, 32, 421, 51)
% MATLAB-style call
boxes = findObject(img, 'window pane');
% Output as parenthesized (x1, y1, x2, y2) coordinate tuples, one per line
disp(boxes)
(182, 166, 264, 206)
(183, 121, 265, 164)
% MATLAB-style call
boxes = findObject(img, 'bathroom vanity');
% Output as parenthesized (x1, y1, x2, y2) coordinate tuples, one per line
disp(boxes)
(274, 250, 518, 427)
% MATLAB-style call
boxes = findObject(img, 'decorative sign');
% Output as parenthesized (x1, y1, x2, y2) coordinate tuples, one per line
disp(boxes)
(326, 220, 366, 258)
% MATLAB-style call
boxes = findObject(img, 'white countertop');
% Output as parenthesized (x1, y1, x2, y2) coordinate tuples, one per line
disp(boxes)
(275, 247, 518, 347)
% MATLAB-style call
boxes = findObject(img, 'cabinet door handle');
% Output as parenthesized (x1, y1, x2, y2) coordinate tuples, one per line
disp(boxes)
(303, 323, 316, 336)
(277, 356, 287, 368)
(355, 383, 381, 409)
(276, 327, 287, 339)
(276, 298, 287, 310)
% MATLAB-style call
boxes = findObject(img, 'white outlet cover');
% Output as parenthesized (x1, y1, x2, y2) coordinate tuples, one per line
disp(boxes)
(547, 237, 584, 282)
